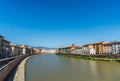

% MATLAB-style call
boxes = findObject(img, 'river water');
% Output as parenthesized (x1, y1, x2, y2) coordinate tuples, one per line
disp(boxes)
(25, 54, 120, 81)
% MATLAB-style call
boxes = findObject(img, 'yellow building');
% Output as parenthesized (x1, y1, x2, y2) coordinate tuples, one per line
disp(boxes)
(93, 42, 105, 54)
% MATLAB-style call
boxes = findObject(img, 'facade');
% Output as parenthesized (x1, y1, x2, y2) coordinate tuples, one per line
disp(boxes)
(41, 49, 56, 54)
(33, 48, 41, 54)
(82, 45, 90, 55)
(112, 42, 120, 54)
(10, 44, 23, 56)
(58, 44, 80, 54)
(3, 39, 10, 58)
(93, 42, 105, 54)
(90, 48, 96, 55)
(71, 47, 82, 54)
(18, 45, 33, 55)
(82, 44, 96, 55)
(18, 45, 26, 54)
(26, 47, 33, 54)
(103, 42, 112, 54)
(1, 38, 10, 58)
(58, 47, 71, 54)
(0, 35, 3, 58)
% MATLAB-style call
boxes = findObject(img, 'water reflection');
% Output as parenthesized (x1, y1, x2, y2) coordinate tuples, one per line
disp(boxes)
(26, 54, 120, 81)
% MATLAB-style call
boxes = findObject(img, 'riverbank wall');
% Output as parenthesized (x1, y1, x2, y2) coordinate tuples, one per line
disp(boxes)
(0, 54, 33, 81)
(13, 56, 31, 81)
(56, 53, 120, 62)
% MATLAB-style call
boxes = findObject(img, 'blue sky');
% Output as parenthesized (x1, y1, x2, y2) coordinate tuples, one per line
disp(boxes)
(0, 0, 120, 48)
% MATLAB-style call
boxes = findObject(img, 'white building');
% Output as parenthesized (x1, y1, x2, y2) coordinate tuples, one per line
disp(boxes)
(112, 42, 120, 54)
(82, 46, 90, 55)
(82, 44, 96, 55)
(41, 49, 56, 54)
(90, 48, 96, 55)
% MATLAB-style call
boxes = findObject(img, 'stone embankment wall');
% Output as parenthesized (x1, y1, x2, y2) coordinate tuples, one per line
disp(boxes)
(13, 56, 31, 81)
(57, 53, 120, 59)
(0, 54, 32, 81)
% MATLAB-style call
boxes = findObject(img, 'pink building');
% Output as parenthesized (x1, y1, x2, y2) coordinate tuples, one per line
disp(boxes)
(103, 42, 112, 54)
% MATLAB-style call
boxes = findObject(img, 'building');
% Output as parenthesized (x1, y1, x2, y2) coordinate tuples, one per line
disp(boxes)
(26, 47, 33, 54)
(58, 44, 81, 54)
(71, 47, 82, 54)
(33, 48, 41, 54)
(41, 49, 56, 54)
(10, 44, 23, 56)
(112, 41, 120, 54)
(82, 44, 96, 55)
(0, 35, 3, 58)
(92, 42, 106, 54)
(58, 46, 70, 54)
(0, 35, 10, 58)
(82, 45, 90, 55)
(103, 42, 112, 54)
(18, 45, 26, 54)
(18, 45, 33, 55)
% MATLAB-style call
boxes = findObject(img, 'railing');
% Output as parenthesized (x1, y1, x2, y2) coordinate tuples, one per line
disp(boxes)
(0, 54, 33, 81)
(0, 57, 15, 63)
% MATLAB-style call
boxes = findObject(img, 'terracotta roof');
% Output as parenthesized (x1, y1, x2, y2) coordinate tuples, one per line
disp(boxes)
(103, 42, 112, 45)
(18, 45, 26, 48)
(92, 41, 105, 45)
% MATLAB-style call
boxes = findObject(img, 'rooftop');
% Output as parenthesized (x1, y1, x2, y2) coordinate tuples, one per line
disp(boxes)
(0, 35, 4, 38)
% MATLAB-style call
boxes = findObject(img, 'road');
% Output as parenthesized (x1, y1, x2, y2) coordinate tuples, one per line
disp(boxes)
(0, 55, 22, 69)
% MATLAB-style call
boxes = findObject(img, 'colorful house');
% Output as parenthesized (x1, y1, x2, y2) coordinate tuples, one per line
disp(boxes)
(58, 44, 81, 54)
(93, 42, 105, 54)
(82, 44, 96, 55)
(103, 42, 112, 54)
(71, 47, 82, 54)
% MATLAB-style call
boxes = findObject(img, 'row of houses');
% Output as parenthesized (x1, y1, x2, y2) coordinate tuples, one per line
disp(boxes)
(31, 48, 57, 54)
(0, 35, 42, 59)
(58, 41, 120, 55)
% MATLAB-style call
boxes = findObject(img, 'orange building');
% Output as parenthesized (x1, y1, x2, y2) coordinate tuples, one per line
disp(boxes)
(92, 42, 106, 54)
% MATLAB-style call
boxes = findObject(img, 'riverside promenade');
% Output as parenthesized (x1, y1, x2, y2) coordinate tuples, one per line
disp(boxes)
(0, 54, 33, 81)
(13, 56, 31, 81)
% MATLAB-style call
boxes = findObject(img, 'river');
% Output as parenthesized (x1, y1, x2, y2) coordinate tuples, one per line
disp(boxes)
(25, 54, 120, 81)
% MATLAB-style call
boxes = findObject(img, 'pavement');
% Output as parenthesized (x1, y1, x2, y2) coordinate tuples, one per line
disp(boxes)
(13, 56, 31, 81)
